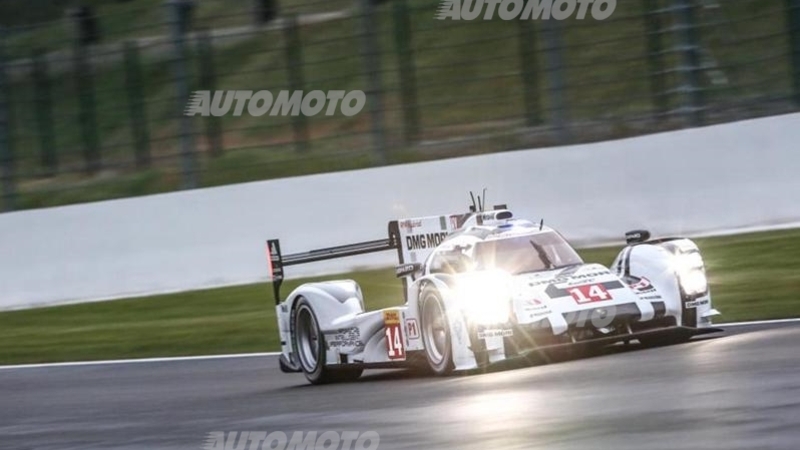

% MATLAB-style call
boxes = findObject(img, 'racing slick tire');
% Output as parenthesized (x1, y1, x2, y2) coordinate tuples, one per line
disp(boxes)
(293, 298, 363, 384)
(419, 285, 455, 376)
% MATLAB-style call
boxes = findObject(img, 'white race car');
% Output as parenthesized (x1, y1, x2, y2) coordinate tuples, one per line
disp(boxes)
(268, 203, 721, 384)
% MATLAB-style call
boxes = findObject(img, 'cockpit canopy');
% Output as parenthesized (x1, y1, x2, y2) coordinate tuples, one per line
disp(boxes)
(427, 231, 583, 275)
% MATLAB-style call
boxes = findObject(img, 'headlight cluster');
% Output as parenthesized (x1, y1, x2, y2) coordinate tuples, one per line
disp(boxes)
(672, 252, 708, 296)
(457, 271, 512, 325)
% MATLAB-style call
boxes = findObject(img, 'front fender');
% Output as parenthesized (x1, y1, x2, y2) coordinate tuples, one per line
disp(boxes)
(612, 238, 717, 327)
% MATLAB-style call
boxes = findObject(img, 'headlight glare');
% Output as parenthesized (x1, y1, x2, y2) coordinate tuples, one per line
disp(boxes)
(457, 271, 511, 325)
(680, 268, 708, 296)
(672, 252, 708, 296)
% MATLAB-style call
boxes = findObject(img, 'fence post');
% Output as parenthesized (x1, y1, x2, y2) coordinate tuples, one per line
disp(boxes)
(253, 0, 279, 26)
(540, 19, 570, 143)
(392, 0, 420, 145)
(0, 27, 15, 212)
(32, 49, 57, 176)
(123, 41, 152, 168)
(359, 0, 387, 163)
(72, 32, 101, 174)
(283, 14, 309, 154)
(672, 0, 704, 126)
(165, 0, 197, 189)
(643, 0, 667, 119)
(518, 19, 542, 127)
(196, 31, 223, 157)
(788, 0, 800, 106)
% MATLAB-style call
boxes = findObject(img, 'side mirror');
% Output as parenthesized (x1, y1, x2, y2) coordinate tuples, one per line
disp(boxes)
(625, 230, 651, 244)
(395, 263, 422, 278)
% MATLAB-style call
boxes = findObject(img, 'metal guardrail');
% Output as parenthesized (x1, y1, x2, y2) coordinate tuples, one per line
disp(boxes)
(0, 0, 798, 212)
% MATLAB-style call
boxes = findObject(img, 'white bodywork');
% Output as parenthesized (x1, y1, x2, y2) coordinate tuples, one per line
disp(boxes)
(274, 209, 720, 374)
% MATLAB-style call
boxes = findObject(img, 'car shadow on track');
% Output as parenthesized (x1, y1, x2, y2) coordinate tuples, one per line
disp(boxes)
(284, 334, 728, 386)
(361, 334, 727, 382)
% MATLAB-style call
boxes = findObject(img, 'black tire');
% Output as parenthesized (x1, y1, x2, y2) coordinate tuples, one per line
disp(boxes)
(293, 297, 362, 384)
(419, 286, 455, 376)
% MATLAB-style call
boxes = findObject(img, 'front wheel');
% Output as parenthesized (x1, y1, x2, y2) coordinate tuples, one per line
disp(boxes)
(420, 286, 455, 376)
(293, 298, 362, 384)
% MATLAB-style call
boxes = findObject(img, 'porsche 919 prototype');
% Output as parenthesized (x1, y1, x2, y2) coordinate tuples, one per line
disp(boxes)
(267, 203, 721, 384)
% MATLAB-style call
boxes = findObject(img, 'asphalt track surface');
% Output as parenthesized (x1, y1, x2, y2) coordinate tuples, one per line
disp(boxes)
(2, 322, 800, 450)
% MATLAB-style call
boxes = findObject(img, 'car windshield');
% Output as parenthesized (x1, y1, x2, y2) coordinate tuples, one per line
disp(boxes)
(473, 232, 583, 274)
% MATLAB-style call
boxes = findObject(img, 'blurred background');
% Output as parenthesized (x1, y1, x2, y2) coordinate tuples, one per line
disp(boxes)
(0, 0, 798, 211)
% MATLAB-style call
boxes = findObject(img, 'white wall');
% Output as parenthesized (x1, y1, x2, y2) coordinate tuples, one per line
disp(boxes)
(2, 113, 799, 310)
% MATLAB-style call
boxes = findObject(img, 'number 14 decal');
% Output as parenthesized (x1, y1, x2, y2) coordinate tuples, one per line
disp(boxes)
(383, 310, 406, 360)
(385, 325, 405, 359)
(568, 284, 612, 304)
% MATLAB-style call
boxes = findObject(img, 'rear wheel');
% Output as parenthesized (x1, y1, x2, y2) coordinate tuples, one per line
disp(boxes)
(293, 298, 362, 384)
(420, 286, 454, 375)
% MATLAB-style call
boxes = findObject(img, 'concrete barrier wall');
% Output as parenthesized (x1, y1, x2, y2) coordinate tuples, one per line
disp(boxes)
(2, 113, 799, 309)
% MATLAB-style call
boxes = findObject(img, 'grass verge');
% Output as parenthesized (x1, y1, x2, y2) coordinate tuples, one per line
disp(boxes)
(0, 228, 798, 365)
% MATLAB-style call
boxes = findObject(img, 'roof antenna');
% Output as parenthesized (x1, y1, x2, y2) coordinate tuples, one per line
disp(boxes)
(539, 219, 544, 231)
(480, 188, 487, 212)
(469, 191, 477, 212)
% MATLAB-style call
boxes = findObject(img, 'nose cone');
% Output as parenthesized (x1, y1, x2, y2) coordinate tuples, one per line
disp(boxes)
(509, 264, 642, 325)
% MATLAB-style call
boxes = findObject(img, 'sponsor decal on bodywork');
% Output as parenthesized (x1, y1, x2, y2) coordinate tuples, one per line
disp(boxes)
(405, 318, 420, 340)
(395, 263, 419, 278)
(523, 298, 547, 309)
(522, 298, 552, 316)
(477, 329, 514, 339)
(449, 214, 470, 229)
(685, 298, 709, 309)
(399, 219, 422, 232)
(629, 276, 656, 294)
(528, 270, 611, 287)
(405, 232, 448, 250)
(325, 327, 363, 350)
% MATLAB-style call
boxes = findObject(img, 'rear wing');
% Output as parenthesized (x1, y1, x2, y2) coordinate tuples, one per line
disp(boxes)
(266, 201, 510, 305)
(267, 222, 403, 305)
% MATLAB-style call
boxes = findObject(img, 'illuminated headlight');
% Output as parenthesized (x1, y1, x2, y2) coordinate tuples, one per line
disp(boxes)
(457, 271, 511, 325)
(673, 252, 708, 296)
